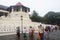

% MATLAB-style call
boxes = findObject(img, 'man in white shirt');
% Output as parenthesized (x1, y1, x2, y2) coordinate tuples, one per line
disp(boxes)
(38, 24, 44, 40)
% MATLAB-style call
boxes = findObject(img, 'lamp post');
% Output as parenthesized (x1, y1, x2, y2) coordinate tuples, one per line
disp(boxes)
(21, 15, 23, 33)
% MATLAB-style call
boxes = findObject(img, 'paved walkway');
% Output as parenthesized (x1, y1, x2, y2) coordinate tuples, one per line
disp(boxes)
(49, 30, 60, 40)
(0, 30, 60, 40)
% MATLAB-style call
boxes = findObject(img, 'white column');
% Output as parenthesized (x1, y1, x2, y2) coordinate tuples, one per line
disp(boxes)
(20, 7, 22, 12)
(27, 10, 28, 13)
(12, 7, 14, 13)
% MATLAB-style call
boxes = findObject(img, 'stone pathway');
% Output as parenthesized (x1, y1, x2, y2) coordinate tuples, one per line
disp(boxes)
(49, 30, 60, 40)
(0, 30, 60, 40)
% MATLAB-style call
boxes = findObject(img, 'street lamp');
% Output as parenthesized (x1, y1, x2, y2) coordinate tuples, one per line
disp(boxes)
(21, 15, 23, 33)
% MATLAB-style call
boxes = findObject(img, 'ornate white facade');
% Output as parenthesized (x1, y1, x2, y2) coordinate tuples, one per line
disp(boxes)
(0, 2, 41, 36)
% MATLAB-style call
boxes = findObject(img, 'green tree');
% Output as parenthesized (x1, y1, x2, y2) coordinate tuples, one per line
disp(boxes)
(44, 11, 60, 25)
(30, 10, 42, 22)
(44, 11, 55, 24)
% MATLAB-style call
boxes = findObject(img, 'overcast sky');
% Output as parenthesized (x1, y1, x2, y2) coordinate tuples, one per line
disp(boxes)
(0, 0, 60, 17)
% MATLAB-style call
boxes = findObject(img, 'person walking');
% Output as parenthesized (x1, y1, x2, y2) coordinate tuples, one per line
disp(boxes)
(16, 27, 20, 39)
(37, 26, 41, 40)
(44, 26, 49, 40)
(38, 24, 44, 40)
(23, 27, 27, 40)
(48, 26, 51, 32)
(51, 25, 54, 32)
(29, 26, 35, 40)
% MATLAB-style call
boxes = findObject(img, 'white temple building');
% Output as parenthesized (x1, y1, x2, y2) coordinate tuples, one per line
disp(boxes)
(0, 2, 41, 36)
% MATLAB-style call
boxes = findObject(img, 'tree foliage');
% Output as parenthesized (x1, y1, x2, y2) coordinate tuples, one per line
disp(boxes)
(30, 10, 60, 26)
(30, 10, 42, 22)
(44, 11, 60, 25)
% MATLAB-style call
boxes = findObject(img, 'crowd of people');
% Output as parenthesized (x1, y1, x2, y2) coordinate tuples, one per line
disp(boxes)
(16, 24, 59, 40)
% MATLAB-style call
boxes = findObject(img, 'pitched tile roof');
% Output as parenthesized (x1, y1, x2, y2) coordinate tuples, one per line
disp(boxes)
(16, 2, 23, 6)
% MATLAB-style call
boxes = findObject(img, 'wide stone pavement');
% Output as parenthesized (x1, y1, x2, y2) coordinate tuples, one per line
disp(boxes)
(0, 30, 60, 40)
(49, 30, 60, 40)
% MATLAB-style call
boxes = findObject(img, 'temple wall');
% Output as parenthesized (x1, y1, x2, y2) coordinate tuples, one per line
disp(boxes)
(0, 10, 41, 36)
